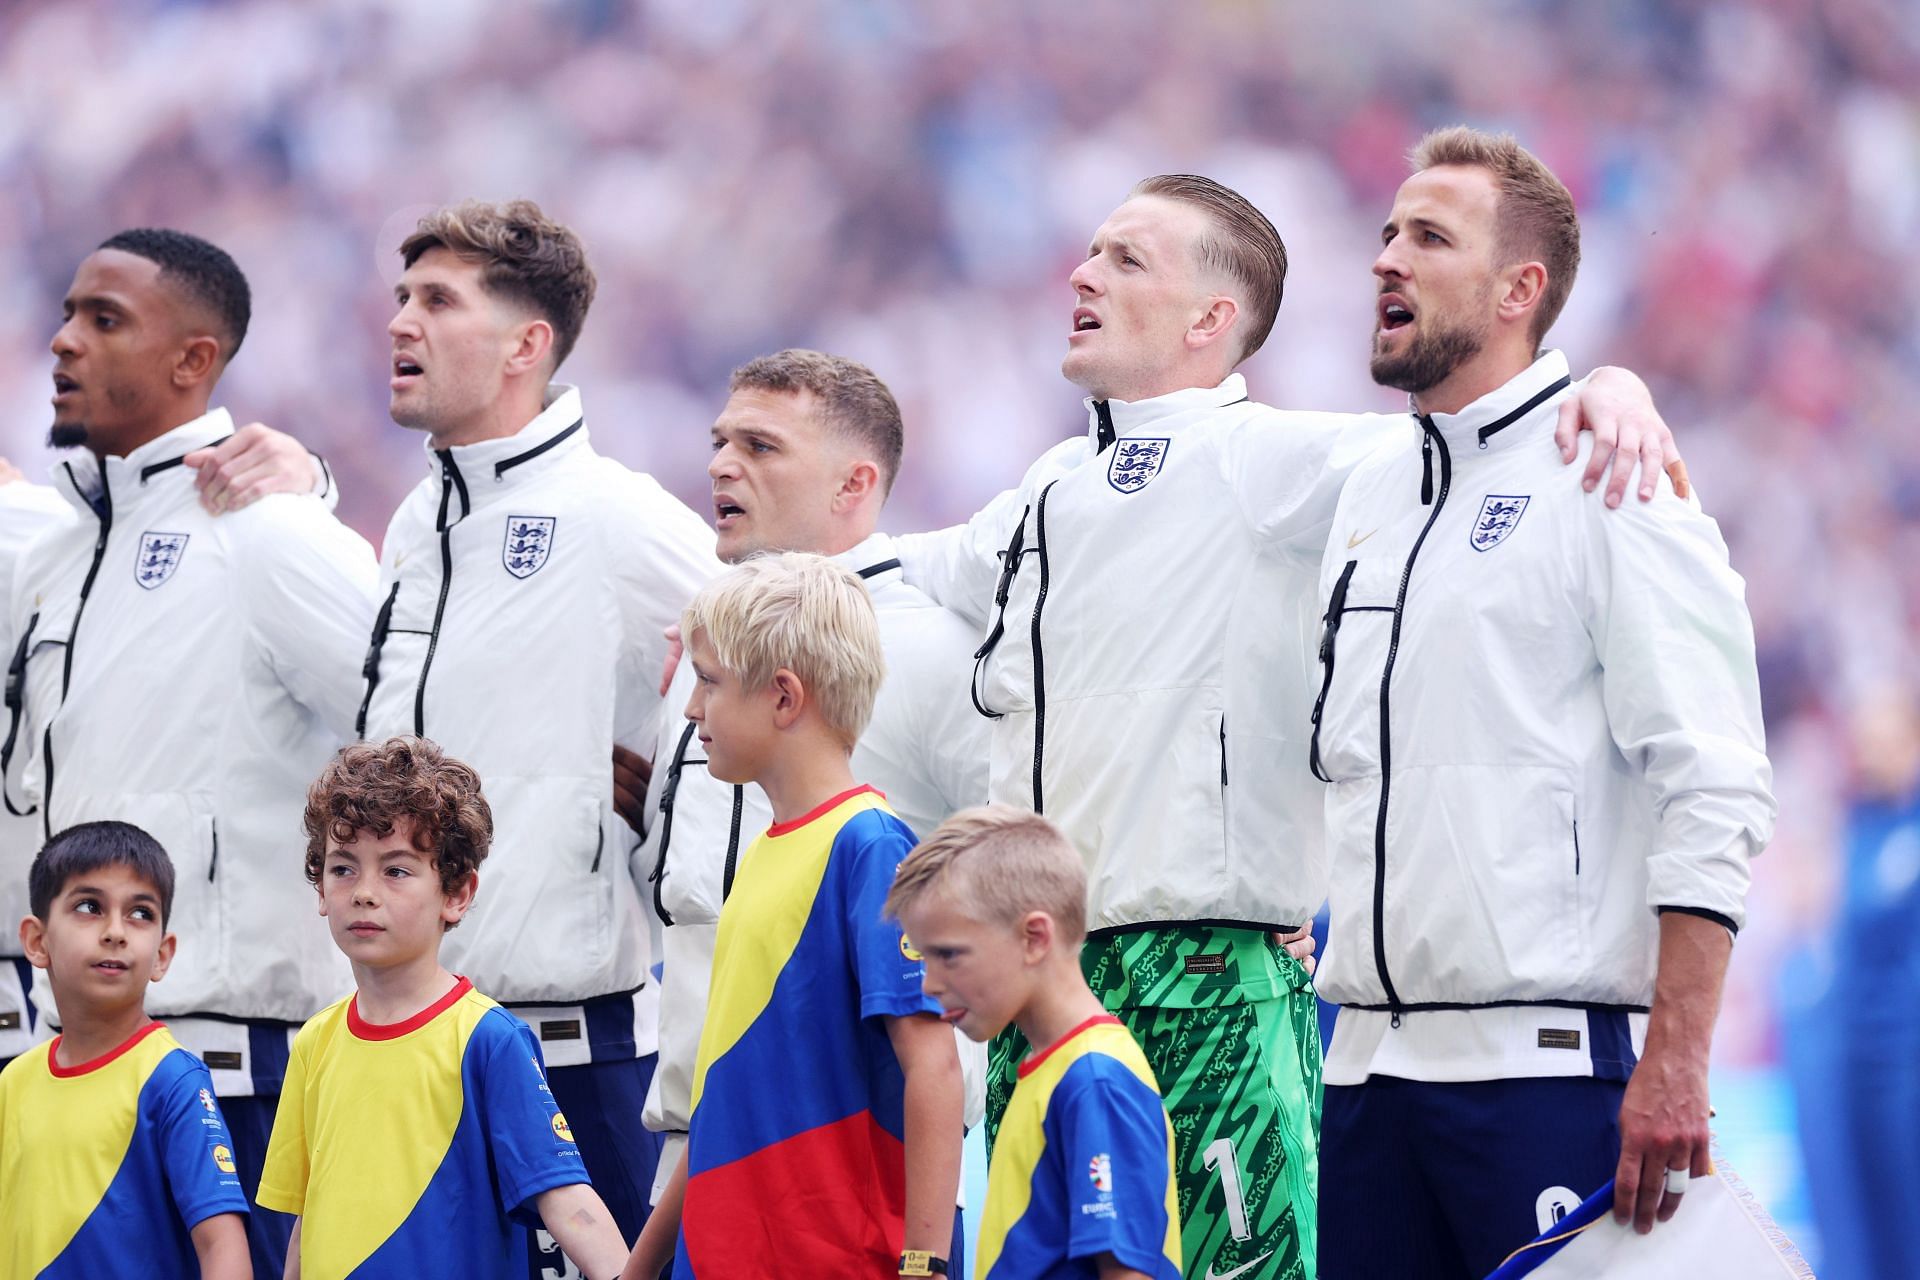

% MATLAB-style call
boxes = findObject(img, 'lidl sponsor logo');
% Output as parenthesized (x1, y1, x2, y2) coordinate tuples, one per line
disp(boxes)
(1088, 1152, 1112, 1193)
(552, 1112, 576, 1143)
(899, 934, 923, 963)
(212, 1143, 236, 1174)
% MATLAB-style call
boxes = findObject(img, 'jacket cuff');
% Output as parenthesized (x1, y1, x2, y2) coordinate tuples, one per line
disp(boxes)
(1657, 904, 1739, 937)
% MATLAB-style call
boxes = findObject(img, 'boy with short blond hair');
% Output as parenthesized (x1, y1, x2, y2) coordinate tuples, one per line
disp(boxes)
(626, 553, 964, 1280)
(888, 807, 1181, 1280)
(259, 737, 628, 1279)
(0, 821, 251, 1279)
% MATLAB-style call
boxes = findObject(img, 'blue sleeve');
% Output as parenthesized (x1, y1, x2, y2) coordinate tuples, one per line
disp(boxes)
(149, 1052, 249, 1231)
(1048, 1057, 1176, 1272)
(839, 810, 944, 1023)
(471, 1012, 593, 1225)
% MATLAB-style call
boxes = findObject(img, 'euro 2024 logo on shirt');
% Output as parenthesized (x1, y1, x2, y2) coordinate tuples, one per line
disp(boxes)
(1107, 438, 1169, 494)
(136, 532, 189, 588)
(1089, 1152, 1113, 1194)
(503, 515, 557, 579)
(1470, 494, 1530, 552)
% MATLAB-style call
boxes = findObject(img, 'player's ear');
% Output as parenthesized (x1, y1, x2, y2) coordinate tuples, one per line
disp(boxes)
(770, 668, 807, 730)
(1186, 293, 1240, 355)
(834, 459, 882, 513)
(150, 931, 177, 983)
(18, 915, 48, 969)
(1020, 910, 1054, 964)
(503, 316, 555, 378)
(441, 870, 478, 929)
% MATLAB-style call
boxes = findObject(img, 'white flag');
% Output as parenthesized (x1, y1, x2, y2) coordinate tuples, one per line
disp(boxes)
(1485, 1138, 1814, 1279)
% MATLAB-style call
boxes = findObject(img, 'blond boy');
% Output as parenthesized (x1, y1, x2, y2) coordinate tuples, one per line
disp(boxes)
(626, 553, 964, 1280)
(889, 807, 1180, 1280)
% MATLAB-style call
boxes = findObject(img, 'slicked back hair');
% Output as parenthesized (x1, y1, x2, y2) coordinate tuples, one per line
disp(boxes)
(885, 805, 1087, 943)
(29, 821, 176, 927)
(400, 199, 597, 368)
(1410, 126, 1581, 345)
(98, 228, 251, 363)
(729, 350, 906, 497)
(1130, 175, 1288, 363)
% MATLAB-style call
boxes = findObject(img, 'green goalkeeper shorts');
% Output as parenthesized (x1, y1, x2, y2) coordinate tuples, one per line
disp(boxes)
(986, 925, 1322, 1280)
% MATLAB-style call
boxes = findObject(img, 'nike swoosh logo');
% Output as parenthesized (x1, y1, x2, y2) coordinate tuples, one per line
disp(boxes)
(1205, 1251, 1274, 1280)
(1346, 528, 1378, 549)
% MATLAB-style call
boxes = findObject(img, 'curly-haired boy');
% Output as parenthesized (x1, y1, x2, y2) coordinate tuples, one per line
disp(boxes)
(258, 738, 627, 1279)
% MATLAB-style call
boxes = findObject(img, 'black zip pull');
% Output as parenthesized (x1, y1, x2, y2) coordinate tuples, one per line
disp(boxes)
(1391, 1009, 1402, 1029)
(1420, 430, 1434, 506)
(1094, 402, 1116, 453)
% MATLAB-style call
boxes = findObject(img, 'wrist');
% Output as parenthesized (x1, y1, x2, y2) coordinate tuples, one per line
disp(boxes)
(899, 1251, 949, 1277)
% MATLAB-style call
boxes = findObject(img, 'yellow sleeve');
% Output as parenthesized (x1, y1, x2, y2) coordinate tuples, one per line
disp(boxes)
(253, 1033, 310, 1214)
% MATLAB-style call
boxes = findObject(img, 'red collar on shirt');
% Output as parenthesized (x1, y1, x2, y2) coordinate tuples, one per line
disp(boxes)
(1018, 1014, 1122, 1080)
(46, 1019, 167, 1078)
(348, 975, 474, 1041)
(765, 784, 886, 838)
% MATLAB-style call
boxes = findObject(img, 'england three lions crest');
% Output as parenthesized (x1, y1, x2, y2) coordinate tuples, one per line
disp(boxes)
(503, 515, 557, 579)
(135, 532, 190, 589)
(1107, 438, 1169, 494)
(1471, 494, 1530, 552)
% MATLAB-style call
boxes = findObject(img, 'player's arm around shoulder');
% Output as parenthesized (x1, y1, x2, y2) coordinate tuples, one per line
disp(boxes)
(1219, 406, 1403, 549)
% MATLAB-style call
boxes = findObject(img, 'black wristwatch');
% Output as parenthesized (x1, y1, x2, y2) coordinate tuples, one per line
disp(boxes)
(899, 1251, 950, 1276)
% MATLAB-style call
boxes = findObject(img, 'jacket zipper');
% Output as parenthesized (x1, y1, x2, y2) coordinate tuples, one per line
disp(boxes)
(41, 463, 114, 839)
(648, 720, 745, 926)
(970, 506, 1029, 719)
(2, 613, 41, 817)
(1373, 418, 1452, 1022)
(413, 450, 470, 736)
(208, 820, 219, 882)
(1028, 480, 1059, 813)
(354, 582, 401, 738)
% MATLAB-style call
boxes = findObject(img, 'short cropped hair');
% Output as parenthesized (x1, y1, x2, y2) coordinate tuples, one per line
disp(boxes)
(99, 228, 251, 363)
(681, 552, 885, 747)
(885, 806, 1086, 942)
(1130, 175, 1288, 363)
(303, 737, 492, 927)
(400, 200, 597, 368)
(29, 821, 176, 927)
(1410, 126, 1581, 345)
(729, 350, 906, 497)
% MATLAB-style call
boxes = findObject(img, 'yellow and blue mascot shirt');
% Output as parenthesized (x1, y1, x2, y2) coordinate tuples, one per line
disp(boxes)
(977, 1015, 1181, 1279)
(0, 1020, 248, 1278)
(257, 977, 588, 1278)
(678, 785, 941, 1277)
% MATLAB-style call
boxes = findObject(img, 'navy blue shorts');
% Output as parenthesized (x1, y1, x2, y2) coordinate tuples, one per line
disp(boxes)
(223, 1091, 297, 1280)
(529, 1054, 664, 1278)
(1320, 1074, 1625, 1280)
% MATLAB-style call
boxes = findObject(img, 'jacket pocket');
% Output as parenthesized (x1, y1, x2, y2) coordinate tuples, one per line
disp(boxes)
(1383, 766, 1581, 1003)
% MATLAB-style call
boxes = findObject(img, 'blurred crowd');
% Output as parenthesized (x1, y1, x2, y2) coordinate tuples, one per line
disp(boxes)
(0, 0, 1916, 1081)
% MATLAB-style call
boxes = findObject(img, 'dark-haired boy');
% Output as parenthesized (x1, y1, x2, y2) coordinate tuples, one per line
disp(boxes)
(2, 227, 379, 1274)
(0, 820, 251, 1279)
(258, 737, 628, 1279)
(351, 201, 719, 1264)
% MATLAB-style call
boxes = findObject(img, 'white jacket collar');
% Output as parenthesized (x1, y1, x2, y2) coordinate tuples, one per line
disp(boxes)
(1417, 351, 1572, 456)
(425, 384, 588, 487)
(51, 406, 235, 515)
(1085, 374, 1249, 447)
(837, 531, 902, 583)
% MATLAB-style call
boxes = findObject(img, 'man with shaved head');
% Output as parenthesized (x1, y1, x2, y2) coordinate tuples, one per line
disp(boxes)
(2, 228, 379, 1277)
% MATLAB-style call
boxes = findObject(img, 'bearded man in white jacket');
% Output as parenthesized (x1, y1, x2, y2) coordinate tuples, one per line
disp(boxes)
(2, 229, 379, 1278)
(1309, 128, 1774, 1280)
(892, 175, 1682, 1280)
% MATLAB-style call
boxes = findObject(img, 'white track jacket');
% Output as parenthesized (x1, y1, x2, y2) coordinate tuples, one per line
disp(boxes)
(358, 387, 719, 1038)
(3, 410, 378, 1041)
(1310, 353, 1775, 1016)
(897, 376, 1395, 935)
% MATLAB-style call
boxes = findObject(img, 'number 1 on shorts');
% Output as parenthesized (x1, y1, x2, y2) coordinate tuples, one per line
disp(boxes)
(1203, 1137, 1252, 1242)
